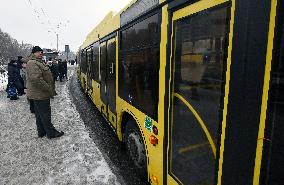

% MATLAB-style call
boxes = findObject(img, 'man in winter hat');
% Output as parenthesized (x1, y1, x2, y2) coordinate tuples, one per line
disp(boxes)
(26, 46, 64, 139)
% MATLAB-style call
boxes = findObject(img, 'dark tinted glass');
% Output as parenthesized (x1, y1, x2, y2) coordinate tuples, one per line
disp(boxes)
(264, 5, 284, 184)
(107, 40, 116, 71)
(170, 5, 230, 184)
(87, 49, 92, 67)
(107, 39, 116, 113)
(120, 0, 158, 26)
(100, 43, 107, 103)
(87, 49, 93, 87)
(80, 50, 87, 73)
(92, 43, 100, 82)
(119, 13, 160, 120)
(121, 14, 159, 50)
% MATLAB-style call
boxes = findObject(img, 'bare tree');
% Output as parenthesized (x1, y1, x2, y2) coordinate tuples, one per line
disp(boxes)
(0, 28, 33, 65)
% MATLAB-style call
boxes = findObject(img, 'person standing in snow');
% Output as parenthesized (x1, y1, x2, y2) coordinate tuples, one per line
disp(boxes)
(26, 46, 64, 139)
(20, 61, 27, 89)
(17, 56, 26, 95)
(58, 59, 65, 82)
(49, 59, 59, 82)
(24, 54, 35, 114)
(7, 60, 24, 96)
(63, 60, 68, 79)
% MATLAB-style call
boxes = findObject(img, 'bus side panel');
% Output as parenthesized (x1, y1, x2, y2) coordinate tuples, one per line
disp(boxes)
(91, 80, 101, 110)
(116, 97, 162, 183)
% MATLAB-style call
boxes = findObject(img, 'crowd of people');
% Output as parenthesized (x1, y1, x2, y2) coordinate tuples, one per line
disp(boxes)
(46, 58, 68, 83)
(6, 46, 66, 139)
(6, 54, 68, 100)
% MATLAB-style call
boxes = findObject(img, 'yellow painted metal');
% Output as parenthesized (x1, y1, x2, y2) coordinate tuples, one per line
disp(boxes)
(101, 101, 108, 118)
(80, 72, 87, 90)
(253, 1, 277, 184)
(146, 4, 169, 185)
(172, 0, 229, 21)
(217, 0, 236, 184)
(168, 175, 179, 185)
(91, 80, 101, 110)
(108, 106, 117, 129)
(81, 12, 119, 49)
(167, 5, 176, 185)
(116, 96, 160, 180)
(173, 93, 216, 157)
(179, 142, 210, 154)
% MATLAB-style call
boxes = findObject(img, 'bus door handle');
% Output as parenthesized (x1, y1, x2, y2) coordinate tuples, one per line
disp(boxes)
(110, 63, 114, 74)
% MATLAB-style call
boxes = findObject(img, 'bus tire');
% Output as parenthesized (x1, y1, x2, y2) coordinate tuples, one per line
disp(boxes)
(125, 119, 147, 179)
(81, 79, 85, 92)
(82, 80, 88, 96)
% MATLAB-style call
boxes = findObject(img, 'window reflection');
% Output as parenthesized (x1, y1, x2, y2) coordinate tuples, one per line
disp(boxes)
(100, 43, 107, 98)
(264, 8, 284, 184)
(92, 43, 100, 82)
(81, 50, 87, 73)
(119, 13, 160, 120)
(107, 39, 117, 113)
(171, 5, 230, 184)
(87, 49, 93, 87)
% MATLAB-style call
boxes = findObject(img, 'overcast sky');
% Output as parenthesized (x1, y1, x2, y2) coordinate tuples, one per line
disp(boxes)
(0, 0, 132, 52)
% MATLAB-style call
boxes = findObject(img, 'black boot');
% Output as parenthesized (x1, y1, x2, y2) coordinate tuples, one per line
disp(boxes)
(38, 133, 46, 138)
(47, 131, 64, 139)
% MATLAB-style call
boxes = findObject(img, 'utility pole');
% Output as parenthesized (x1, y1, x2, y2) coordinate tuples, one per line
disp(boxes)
(56, 34, 58, 51)
(65, 45, 70, 62)
(67, 51, 69, 62)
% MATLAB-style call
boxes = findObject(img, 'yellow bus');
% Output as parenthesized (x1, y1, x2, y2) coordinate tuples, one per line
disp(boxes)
(77, 0, 283, 184)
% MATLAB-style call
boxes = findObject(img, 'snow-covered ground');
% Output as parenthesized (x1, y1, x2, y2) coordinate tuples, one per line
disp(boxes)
(0, 67, 120, 185)
(0, 71, 8, 92)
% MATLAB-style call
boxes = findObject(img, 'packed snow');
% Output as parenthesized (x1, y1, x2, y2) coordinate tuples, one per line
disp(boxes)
(0, 67, 120, 185)
(0, 66, 8, 92)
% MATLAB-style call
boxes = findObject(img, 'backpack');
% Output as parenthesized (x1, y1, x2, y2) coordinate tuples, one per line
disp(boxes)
(6, 83, 17, 98)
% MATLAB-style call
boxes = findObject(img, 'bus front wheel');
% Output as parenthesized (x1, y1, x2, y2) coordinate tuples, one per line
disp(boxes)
(125, 120, 147, 179)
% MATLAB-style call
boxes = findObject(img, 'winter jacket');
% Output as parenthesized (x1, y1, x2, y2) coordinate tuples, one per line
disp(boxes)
(26, 55, 55, 100)
(49, 63, 59, 78)
(7, 63, 23, 90)
(20, 68, 27, 88)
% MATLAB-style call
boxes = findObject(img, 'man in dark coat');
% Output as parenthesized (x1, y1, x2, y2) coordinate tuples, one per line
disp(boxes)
(49, 59, 59, 82)
(7, 60, 24, 95)
(17, 56, 26, 95)
(26, 46, 64, 139)
(63, 60, 68, 79)
(58, 59, 65, 82)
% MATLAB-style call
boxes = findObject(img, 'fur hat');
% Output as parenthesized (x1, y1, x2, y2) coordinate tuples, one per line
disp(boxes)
(32, 46, 43, 53)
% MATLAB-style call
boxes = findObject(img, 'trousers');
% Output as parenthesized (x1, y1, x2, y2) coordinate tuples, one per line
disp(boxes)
(33, 99, 58, 137)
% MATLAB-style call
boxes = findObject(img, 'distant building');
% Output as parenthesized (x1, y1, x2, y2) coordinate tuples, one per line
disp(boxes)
(58, 51, 76, 61)
(43, 48, 59, 61)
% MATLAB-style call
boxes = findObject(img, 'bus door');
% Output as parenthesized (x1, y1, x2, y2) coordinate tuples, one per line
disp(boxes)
(86, 48, 93, 92)
(100, 42, 108, 117)
(168, 0, 231, 184)
(106, 38, 117, 128)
